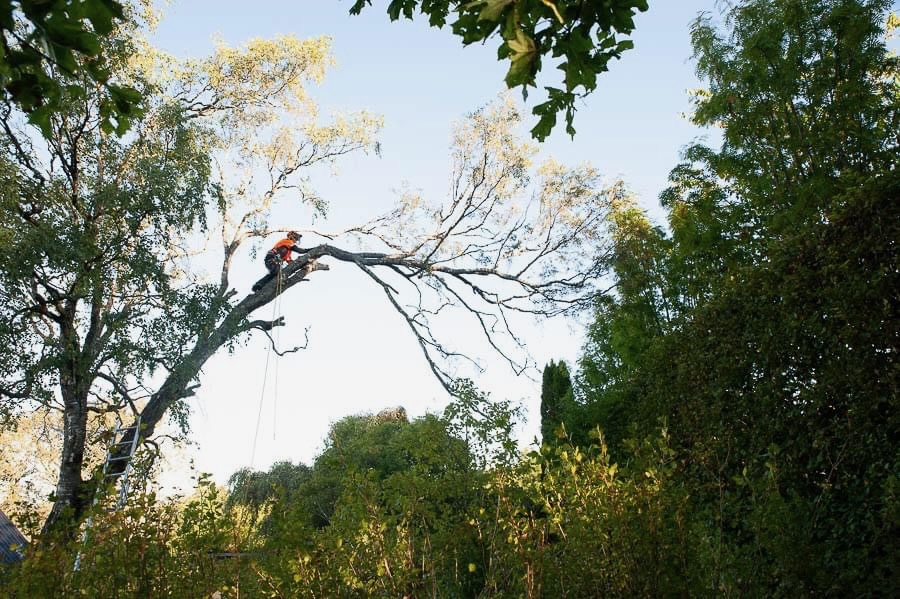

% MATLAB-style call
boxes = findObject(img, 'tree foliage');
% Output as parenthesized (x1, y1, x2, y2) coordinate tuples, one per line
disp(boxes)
(1, 23, 616, 536)
(228, 407, 474, 531)
(0, 29, 380, 535)
(293, 98, 619, 391)
(571, 0, 899, 592)
(538, 359, 572, 444)
(347, 0, 648, 140)
(0, 402, 707, 597)
(1, 1, 896, 595)
(0, 0, 143, 136)
(0, 26, 212, 533)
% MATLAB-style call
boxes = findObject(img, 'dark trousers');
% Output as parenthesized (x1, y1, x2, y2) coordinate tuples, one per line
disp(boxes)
(252, 252, 282, 291)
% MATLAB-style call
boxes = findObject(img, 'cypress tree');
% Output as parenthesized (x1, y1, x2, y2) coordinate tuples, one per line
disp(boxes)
(540, 360, 573, 444)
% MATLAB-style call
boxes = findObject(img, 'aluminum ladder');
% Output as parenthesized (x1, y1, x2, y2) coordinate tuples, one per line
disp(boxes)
(73, 415, 142, 571)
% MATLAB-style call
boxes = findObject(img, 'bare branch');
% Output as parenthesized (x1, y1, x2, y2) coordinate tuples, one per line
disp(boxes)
(355, 263, 457, 394)
(255, 325, 310, 357)
(94, 371, 141, 416)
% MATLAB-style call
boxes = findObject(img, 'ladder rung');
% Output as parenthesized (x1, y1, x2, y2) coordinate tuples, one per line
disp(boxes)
(104, 471, 126, 478)
(107, 455, 132, 462)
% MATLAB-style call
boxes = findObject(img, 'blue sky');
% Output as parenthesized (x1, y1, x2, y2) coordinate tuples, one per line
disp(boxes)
(148, 0, 721, 488)
(154, 1, 718, 218)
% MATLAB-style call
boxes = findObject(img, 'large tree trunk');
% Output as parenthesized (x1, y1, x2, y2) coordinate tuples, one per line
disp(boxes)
(42, 356, 92, 538)
(42, 401, 89, 538)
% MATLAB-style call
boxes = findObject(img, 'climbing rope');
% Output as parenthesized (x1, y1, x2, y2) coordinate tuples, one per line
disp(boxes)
(272, 272, 283, 440)
(249, 268, 284, 467)
(237, 266, 287, 559)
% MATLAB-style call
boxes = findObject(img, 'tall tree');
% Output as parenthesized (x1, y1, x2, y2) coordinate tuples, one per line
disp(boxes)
(2, 29, 620, 535)
(574, 0, 899, 591)
(574, 190, 674, 450)
(0, 29, 380, 534)
(538, 359, 571, 444)
(685, 0, 898, 243)
(0, 29, 212, 534)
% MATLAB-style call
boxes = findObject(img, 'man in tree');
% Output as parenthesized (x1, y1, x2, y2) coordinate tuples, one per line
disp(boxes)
(252, 231, 305, 292)
(1, 36, 613, 534)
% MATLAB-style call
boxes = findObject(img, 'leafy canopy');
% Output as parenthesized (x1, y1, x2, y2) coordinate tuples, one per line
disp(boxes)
(0, 26, 381, 535)
(570, 0, 898, 592)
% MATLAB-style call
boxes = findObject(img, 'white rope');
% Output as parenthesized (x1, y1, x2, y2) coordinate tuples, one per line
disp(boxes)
(249, 267, 283, 467)
(272, 272, 284, 440)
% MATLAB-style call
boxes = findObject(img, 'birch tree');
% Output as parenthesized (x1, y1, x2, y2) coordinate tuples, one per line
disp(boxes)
(1, 26, 618, 536)
(0, 27, 378, 534)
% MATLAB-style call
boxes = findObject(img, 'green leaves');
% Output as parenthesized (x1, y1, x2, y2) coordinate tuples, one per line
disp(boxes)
(504, 28, 536, 87)
(1, 0, 141, 138)
(530, 86, 573, 140)
(83, 0, 124, 35)
(571, 1, 899, 593)
(102, 84, 144, 135)
(539, 359, 574, 445)
(469, 0, 513, 22)
(386, 0, 417, 20)
(346, 0, 649, 140)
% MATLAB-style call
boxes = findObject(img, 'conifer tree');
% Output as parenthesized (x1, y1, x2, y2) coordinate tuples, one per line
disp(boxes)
(539, 359, 573, 444)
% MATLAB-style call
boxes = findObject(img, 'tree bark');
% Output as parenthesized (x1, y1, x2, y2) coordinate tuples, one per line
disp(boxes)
(42, 309, 93, 538)
(41, 392, 90, 538)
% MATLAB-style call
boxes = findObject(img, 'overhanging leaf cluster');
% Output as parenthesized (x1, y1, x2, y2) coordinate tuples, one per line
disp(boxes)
(348, 0, 648, 139)
(0, 0, 141, 135)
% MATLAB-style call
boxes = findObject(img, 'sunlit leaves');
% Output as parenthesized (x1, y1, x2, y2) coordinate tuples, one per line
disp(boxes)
(504, 28, 537, 88)
(361, 95, 615, 335)
(0, 26, 382, 534)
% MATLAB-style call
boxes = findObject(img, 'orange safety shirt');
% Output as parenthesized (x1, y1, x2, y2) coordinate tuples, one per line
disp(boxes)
(271, 238, 298, 262)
